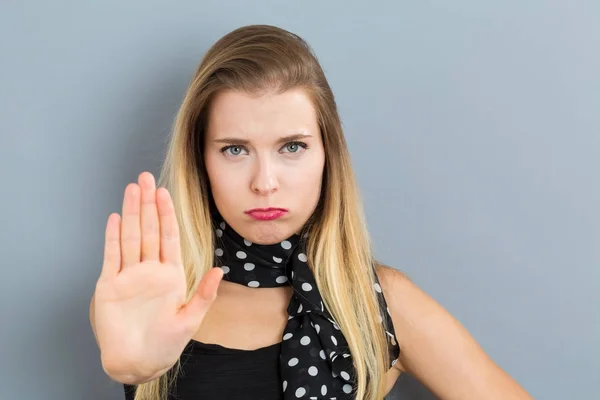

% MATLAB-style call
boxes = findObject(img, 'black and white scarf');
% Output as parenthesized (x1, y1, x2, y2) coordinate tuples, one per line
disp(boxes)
(212, 217, 400, 399)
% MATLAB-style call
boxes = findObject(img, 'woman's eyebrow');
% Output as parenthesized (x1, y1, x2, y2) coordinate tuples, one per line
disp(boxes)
(213, 133, 313, 145)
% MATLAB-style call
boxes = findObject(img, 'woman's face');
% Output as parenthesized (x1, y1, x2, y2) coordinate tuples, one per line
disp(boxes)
(204, 87, 325, 244)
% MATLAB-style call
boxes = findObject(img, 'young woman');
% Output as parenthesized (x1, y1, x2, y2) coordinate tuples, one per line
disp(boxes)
(90, 24, 532, 400)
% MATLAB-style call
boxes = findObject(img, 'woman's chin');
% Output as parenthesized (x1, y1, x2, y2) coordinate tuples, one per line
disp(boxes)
(240, 220, 296, 245)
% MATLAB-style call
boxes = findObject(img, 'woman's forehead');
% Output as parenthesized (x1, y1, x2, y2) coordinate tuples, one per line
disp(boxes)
(205, 88, 319, 142)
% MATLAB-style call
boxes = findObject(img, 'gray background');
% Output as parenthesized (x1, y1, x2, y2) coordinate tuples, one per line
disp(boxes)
(1, 1, 598, 399)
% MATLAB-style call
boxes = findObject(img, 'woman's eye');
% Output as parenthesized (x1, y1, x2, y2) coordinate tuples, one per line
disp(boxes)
(282, 141, 307, 153)
(229, 146, 242, 155)
(286, 143, 299, 152)
(221, 145, 246, 156)
(220, 142, 307, 156)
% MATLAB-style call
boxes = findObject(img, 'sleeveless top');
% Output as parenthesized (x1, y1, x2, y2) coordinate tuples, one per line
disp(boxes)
(123, 339, 284, 400)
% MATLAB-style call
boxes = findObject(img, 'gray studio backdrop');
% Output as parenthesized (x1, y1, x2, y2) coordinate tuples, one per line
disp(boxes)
(1, 1, 598, 399)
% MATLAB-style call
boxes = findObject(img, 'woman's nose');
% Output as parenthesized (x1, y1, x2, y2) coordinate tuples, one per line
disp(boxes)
(250, 158, 279, 195)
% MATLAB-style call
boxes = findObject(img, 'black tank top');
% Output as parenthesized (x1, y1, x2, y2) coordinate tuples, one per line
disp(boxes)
(123, 339, 284, 400)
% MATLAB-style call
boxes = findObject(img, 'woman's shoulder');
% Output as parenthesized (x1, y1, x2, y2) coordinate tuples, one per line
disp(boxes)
(374, 263, 457, 333)
(375, 262, 409, 280)
(373, 263, 532, 399)
(374, 262, 413, 298)
(373, 261, 455, 372)
(373, 262, 454, 344)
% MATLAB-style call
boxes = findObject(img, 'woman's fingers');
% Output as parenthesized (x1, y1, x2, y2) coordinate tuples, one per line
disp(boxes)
(101, 213, 122, 278)
(157, 187, 182, 266)
(120, 183, 142, 268)
(139, 172, 160, 262)
(116, 172, 181, 269)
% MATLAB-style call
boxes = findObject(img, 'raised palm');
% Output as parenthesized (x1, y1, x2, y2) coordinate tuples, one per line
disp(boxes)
(93, 172, 223, 380)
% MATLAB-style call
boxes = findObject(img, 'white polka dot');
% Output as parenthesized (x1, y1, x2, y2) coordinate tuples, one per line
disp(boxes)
(216, 229, 223, 237)
(308, 366, 318, 376)
(247, 281, 259, 287)
(298, 253, 307, 262)
(331, 335, 337, 345)
(288, 357, 299, 367)
(302, 283, 312, 291)
(343, 384, 352, 394)
(283, 333, 293, 340)
(244, 263, 255, 271)
(343, 353, 350, 358)
(243, 239, 252, 246)
(330, 351, 336, 359)
(215, 248, 223, 256)
(276, 276, 288, 284)
(319, 350, 326, 359)
(291, 271, 295, 279)
(221, 266, 230, 274)
(386, 331, 396, 345)
(283, 381, 287, 392)
(236, 251, 247, 259)
(273, 256, 282, 263)
(295, 387, 306, 398)
(321, 385, 327, 396)
(281, 240, 292, 249)
(333, 323, 340, 330)
(315, 324, 320, 334)
(374, 282, 382, 293)
(331, 370, 338, 378)
(297, 303, 303, 313)
(219, 222, 225, 230)
(340, 371, 350, 381)
(300, 336, 311, 345)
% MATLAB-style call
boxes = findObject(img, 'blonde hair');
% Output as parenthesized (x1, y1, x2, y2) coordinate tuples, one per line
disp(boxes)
(132, 24, 393, 400)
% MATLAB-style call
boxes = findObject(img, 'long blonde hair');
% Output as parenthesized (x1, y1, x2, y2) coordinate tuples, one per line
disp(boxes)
(133, 24, 392, 400)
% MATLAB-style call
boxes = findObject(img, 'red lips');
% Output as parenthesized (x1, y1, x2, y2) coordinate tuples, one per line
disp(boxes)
(245, 207, 288, 221)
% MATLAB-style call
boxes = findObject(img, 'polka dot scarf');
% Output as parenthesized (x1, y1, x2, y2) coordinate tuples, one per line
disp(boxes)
(212, 218, 400, 399)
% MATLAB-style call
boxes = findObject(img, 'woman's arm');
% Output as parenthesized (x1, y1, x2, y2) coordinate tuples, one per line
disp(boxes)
(377, 266, 532, 400)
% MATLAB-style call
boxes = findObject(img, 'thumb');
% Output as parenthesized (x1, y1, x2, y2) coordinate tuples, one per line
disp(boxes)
(178, 267, 224, 330)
